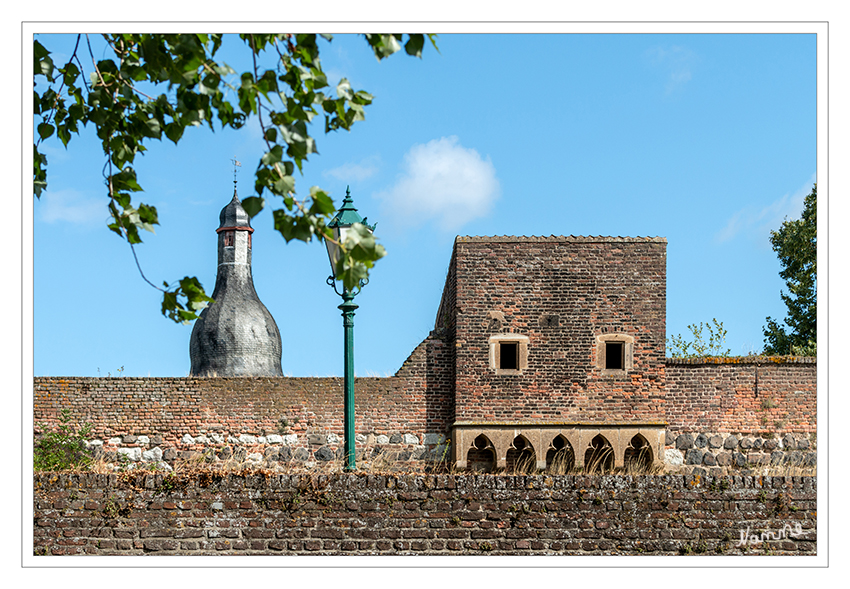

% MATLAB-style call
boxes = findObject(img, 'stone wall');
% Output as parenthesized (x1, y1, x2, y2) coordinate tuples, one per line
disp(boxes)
(33, 472, 816, 556)
(448, 236, 667, 424)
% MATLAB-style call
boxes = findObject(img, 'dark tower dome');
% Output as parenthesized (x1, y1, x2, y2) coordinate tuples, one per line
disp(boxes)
(189, 190, 283, 376)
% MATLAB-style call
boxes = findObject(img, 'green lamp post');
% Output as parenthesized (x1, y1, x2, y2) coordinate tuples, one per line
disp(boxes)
(325, 187, 376, 472)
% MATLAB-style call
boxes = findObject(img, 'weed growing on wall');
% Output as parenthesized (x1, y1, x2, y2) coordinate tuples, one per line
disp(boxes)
(667, 319, 730, 358)
(34, 409, 93, 471)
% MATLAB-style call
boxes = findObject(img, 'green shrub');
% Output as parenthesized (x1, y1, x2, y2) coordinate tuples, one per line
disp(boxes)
(34, 409, 94, 471)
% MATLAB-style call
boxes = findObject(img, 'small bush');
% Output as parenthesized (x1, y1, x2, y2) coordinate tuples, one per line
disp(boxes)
(34, 409, 93, 471)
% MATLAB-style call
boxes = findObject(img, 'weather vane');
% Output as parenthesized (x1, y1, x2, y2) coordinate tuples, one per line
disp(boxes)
(231, 157, 242, 190)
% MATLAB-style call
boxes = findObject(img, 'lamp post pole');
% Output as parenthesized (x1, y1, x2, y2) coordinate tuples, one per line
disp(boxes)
(339, 290, 358, 472)
(325, 187, 376, 473)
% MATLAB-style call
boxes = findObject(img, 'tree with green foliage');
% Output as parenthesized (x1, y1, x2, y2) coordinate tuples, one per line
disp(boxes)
(33, 33, 437, 323)
(763, 184, 817, 356)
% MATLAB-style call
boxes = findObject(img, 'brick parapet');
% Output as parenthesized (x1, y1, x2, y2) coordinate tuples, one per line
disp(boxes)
(32, 472, 816, 556)
(665, 360, 816, 434)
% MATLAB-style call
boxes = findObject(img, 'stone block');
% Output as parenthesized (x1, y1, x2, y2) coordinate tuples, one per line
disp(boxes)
(676, 434, 694, 450)
(307, 434, 327, 445)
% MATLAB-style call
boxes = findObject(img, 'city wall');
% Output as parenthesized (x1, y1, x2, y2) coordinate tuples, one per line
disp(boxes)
(33, 472, 817, 556)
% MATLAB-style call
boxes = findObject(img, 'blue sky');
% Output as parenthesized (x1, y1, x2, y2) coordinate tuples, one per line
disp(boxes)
(32, 31, 818, 377)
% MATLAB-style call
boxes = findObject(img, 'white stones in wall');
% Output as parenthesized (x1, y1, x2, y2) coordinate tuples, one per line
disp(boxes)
(209, 433, 224, 444)
(665, 448, 684, 465)
(142, 447, 163, 462)
(376, 435, 390, 444)
(282, 434, 298, 446)
(181, 434, 196, 445)
(194, 435, 210, 444)
(265, 434, 283, 444)
(238, 434, 258, 445)
(108, 437, 122, 445)
(86, 440, 104, 449)
(404, 434, 420, 445)
(117, 447, 141, 462)
(327, 433, 340, 444)
(137, 435, 150, 445)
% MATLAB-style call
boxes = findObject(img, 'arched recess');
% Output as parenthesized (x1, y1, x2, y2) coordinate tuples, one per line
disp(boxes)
(546, 434, 575, 474)
(466, 434, 496, 473)
(584, 434, 614, 474)
(624, 433, 653, 472)
(505, 435, 536, 474)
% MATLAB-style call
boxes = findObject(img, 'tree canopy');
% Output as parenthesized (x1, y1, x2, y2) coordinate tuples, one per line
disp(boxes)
(34, 33, 437, 322)
(763, 183, 817, 355)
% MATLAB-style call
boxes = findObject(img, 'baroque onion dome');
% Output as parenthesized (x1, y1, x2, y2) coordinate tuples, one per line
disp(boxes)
(189, 189, 283, 376)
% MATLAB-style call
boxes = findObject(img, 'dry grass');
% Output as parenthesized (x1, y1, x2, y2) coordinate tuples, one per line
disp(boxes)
(40, 442, 814, 478)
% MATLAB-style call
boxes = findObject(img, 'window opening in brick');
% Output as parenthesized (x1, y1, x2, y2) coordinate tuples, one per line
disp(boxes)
(584, 434, 614, 474)
(223, 231, 235, 247)
(546, 435, 575, 474)
(499, 342, 519, 370)
(605, 341, 624, 370)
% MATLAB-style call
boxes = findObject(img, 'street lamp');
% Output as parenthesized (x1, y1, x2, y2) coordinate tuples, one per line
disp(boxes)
(325, 187, 375, 472)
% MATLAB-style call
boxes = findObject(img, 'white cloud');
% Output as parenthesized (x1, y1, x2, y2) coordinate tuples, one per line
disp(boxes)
(716, 174, 816, 244)
(375, 136, 500, 231)
(645, 45, 697, 94)
(37, 188, 106, 226)
(324, 155, 381, 182)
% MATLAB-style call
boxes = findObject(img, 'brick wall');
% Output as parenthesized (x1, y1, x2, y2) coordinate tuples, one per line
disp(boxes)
(34, 333, 456, 452)
(665, 358, 816, 434)
(32, 472, 816, 556)
(449, 236, 666, 423)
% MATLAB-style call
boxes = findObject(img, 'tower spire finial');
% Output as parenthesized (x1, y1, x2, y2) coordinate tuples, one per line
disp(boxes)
(231, 157, 242, 195)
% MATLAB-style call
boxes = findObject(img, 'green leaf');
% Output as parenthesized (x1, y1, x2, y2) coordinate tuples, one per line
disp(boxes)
(37, 122, 54, 140)
(309, 187, 335, 216)
(404, 34, 425, 58)
(241, 196, 265, 218)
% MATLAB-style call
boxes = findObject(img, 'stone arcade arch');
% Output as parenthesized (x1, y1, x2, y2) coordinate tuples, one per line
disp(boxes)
(546, 434, 576, 473)
(505, 435, 536, 474)
(451, 423, 665, 472)
(584, 434, 615, 473)
(624, 433, 654, 472)
(466, 434, 496, 473)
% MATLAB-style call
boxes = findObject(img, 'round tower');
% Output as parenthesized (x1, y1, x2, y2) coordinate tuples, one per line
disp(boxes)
(189, 190, 283, 376)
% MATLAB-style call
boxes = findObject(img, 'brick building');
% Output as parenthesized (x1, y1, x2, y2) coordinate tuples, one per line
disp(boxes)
(33, 234, 816, 472)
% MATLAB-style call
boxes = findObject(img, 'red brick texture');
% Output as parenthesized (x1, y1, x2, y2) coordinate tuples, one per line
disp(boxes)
(448, 237, 667, 423)
(32, 472, 817, 556)
(34, 347, 455, 448)
(665, 357, 816, 434)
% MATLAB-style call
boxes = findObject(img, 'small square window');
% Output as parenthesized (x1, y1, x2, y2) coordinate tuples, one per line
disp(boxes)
(605, 341, 624, 370)
(499, 342, 519, 370)
(489, 334, 529, 374)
